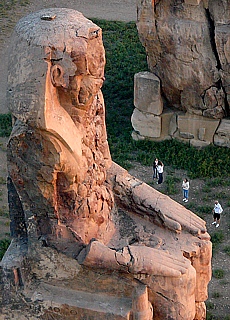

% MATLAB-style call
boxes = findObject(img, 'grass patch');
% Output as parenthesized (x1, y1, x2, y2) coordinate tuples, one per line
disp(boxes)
(165, 175, 180, 195)
(0, 176, 6, 184)
(202, 185, 212, 193)
(206, 312, 217, 320)
(0, 238, 10, 260)
(211, 230, 224, 252)
(196, 205, 213, 215)
(223, 246, 230, 256)
(213, 269, 225, 279)
(0, 0, 30, 17)
(0, 207, 9, 217)
(214, 191, 228, 199)
(211, 231, 224, 244)
(206, 301, 215, 310)
(0, 114, 11, 137)
(186, 202, 197, 211)
(185, 203, 213, 219)
(212, 291, 221, 298)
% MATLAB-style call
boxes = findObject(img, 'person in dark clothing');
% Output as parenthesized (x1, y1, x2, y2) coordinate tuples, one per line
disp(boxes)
(153, 158, 158, 180)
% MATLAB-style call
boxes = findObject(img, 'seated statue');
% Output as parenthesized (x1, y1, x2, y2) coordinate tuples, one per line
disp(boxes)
(0, 8, 212, 320)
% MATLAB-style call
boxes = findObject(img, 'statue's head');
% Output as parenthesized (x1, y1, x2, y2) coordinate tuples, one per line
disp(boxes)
(7, 9, 113, 246)
(7, 8, 105, 127)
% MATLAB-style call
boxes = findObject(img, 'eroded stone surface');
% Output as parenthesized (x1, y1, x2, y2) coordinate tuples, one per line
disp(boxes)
(0, 8, 212, 320)
(136, 0, 230, 119)
(133, 0, 230, 149)
(134, 72, 163, 115)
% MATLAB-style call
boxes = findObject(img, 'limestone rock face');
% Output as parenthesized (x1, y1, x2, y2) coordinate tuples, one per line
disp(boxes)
(136, 0, 230, 119)
(1, 8, 212, 320)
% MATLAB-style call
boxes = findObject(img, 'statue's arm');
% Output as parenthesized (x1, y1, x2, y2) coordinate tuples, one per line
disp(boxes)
(107, 162, 207, 236)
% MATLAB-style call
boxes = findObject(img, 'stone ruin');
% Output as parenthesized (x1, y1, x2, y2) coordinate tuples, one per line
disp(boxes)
(132, 0, 230, 148)
(0, 8, 212, 320)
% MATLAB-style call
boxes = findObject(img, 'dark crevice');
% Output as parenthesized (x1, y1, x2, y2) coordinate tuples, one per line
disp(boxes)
(215, 79, 230, 116)
(205, 8, 222, 70)
(218, 80, 230, 117)
(156, 291, 173, 302)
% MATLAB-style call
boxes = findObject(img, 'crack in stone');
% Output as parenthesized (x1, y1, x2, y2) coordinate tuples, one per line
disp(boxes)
(156, 291, 173, 302)
(205, 8, 222, 70)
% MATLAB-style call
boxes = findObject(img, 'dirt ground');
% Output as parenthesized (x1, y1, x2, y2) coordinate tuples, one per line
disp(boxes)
(0, 1, 229, 319)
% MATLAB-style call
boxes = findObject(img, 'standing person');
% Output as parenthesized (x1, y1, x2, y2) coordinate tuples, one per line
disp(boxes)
(182, 178, 189, 203)
(212, 200, 223, 228)
(157, 161, 164, 184)
(153, 158, 159, 180)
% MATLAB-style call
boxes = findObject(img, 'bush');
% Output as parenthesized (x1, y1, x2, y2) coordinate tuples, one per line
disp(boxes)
(212, 269, 224, 279)
(211, 230, 224, 252)
(206, 301, 214, 310)
(0, 113, 12, 137)
(223, 246, 230, 256)
(0, 238, 10, 260)
(206, 312, 217, 320)
(196, 205, 213, 215)
(165, 175, 180, 195)
(211, 231, 224, 244)
(212, 292, 221, 298)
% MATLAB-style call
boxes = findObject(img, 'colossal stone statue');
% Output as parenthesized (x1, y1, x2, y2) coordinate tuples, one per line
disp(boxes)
(132, 0, 230, 148)
(137, 0, 230, 118)
(0, 8, 211, 320)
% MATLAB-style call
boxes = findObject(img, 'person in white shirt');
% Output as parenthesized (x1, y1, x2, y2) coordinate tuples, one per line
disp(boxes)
(182, 178, 189, 202)
(157, 161, 164, 184)
(212, 200, 223, 228)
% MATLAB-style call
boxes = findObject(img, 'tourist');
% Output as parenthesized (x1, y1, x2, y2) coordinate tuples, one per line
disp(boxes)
(157, 161, 164, 184)
(182, 178, 189, 202)
(212, 200, 223, 228)
(153, 158, 158, 180)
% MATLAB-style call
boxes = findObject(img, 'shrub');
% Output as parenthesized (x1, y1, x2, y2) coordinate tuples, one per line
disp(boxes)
(212, 269, 224, 279)
(212, 291, 221, 298)
(0, 207, 9, 217)
(206, 312, 217, 320)
(206, 301, 214, 310)
(165, 175, 180, 195)
(211, 230, 224, 252)
(0, 176, 6, 184)
(223, 246, 230, 256)
(196, 205, 213, 215)
(202, 185, 212, 193)
(0, 114, 12, 137)
(215, 191, 228, 199)
(211, 231, 224, 244)
(0, 238, 10, 260)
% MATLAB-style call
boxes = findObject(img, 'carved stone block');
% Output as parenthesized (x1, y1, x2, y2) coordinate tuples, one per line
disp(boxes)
(134, 71, 163, 116)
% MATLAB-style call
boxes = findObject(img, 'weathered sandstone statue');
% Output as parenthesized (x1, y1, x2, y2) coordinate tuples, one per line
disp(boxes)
(132, 0, 230, 147)
(1, 8, 211, 320)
